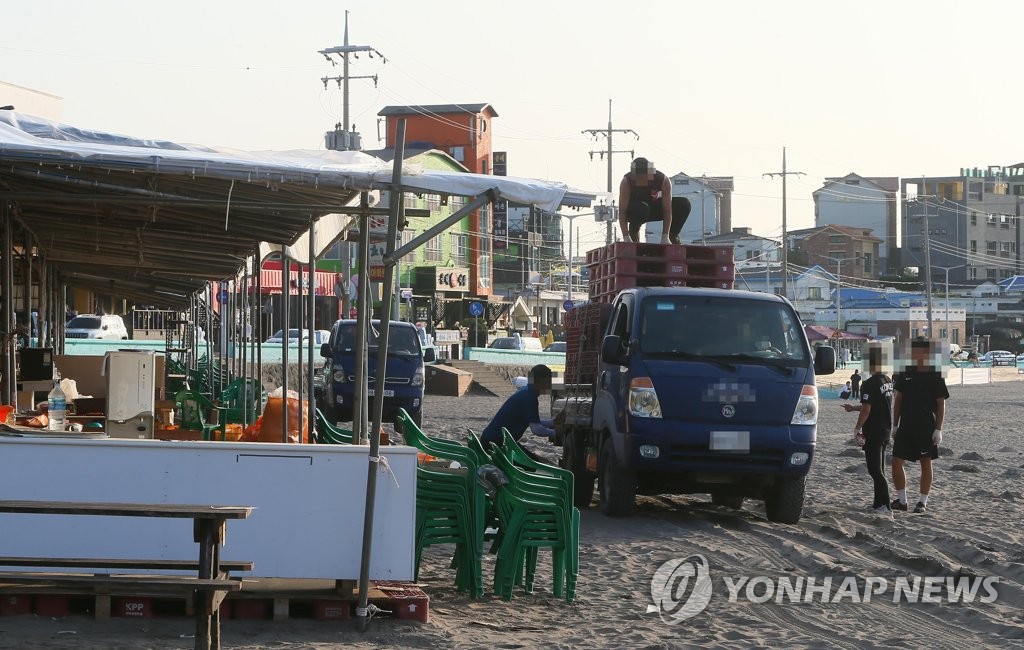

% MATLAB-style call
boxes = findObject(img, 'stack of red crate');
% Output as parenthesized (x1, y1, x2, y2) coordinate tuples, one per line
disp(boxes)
(585, 242, 735, 303)
(564, 302, 612, 385)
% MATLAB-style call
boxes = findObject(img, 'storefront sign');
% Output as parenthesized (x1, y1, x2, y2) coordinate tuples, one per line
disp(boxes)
(436, 268, 470, 293)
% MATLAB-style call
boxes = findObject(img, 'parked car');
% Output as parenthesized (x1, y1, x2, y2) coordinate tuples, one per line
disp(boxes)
(265, 329, 330, 345)
(979, 350, 1016, 366)
(65, 314, 129, 340)
(544, 341, 567, 353)
(489, 336, 543, 351)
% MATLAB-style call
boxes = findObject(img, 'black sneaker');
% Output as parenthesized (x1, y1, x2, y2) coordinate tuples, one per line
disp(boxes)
(669, 234, 681, 245)
(890, 499, 908, 511)
(913, 502, 927, 514)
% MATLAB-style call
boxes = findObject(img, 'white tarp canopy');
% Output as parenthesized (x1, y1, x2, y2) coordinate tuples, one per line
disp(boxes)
(0, 112, 592, 305)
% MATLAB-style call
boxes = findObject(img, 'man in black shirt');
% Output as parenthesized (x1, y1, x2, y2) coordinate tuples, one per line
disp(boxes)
(842, 344, 894, 516)
(850, 369, 862, 398)
(617, 157, 691, 244)
(891, 339, 949, 514)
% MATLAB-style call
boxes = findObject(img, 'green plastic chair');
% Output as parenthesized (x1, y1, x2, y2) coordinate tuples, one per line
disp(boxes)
(314, 408, 354, 444)
(174, 389, 227, 441)
(397, 409, 486, 598)
(490, 436, 579, 602)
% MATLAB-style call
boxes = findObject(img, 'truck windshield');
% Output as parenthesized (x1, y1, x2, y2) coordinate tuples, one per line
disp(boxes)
(337, 324, 421, 357)
(638, 296, 809, 365)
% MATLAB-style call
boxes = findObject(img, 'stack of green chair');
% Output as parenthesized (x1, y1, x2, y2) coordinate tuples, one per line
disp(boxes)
(219, 378, 263, 425)
(313, 408, 354, 444)
(396, 409, 486, 598)
(489, 429, 579, 602)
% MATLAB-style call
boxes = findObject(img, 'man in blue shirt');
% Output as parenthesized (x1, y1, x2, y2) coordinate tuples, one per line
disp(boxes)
(481, 365, 555, 460)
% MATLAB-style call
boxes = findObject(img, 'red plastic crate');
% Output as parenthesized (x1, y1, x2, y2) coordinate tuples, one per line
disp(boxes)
(373, 582, 429, 624)
(0, 595, 31, 616)
(684, 245, 733, 263)
(231, 598, 272, 619)
(115, 597, 153, 619)
(34, 595, 70, 618)
(607, 241, 687, 261)
(313, 599, 351, 621)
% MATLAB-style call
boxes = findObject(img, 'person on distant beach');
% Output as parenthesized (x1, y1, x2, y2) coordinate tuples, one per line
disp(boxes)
(839, 381, 852, 400)
(842, 343, 894, 516)
(618, 157, 691, 244)
(890, 338, 949, 514)
(481, 364, 554, 462)
(850, 368, 861, 397)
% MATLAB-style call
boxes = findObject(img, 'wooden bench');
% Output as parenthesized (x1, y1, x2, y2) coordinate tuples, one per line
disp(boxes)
(0, 501, 253, 650)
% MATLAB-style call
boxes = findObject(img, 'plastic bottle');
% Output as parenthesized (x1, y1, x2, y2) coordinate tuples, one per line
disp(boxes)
(47, 379, 67, 432)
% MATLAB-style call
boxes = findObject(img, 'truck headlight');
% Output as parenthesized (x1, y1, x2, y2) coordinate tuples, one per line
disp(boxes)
(628, 377, 662, 418)
(333, 370, 347, 383)
(412, 367, 424, 387)
(791, 385, 818, 425)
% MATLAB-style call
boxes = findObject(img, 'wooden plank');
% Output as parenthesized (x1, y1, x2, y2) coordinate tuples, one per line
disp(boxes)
(0, 500, 252, 520)
(0, 572, 241, 591)
(0, 557, 253, 572)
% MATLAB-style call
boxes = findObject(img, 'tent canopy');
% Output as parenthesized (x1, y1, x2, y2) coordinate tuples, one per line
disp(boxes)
(0, 112, 592, 307)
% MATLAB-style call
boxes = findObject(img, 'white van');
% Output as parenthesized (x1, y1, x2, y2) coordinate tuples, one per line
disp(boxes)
(66, 314, 129, 340)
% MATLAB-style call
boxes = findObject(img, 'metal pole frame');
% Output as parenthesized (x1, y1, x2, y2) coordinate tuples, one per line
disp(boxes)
(307, 219, 317, 441)
(355, 118, 406, 632)
(280, 253, 290, 443)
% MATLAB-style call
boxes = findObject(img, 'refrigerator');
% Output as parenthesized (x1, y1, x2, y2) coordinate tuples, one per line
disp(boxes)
(104, 351, 156, 439)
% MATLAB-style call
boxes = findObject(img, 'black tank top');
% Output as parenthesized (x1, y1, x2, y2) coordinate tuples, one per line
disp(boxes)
(627, 170, 666, 204)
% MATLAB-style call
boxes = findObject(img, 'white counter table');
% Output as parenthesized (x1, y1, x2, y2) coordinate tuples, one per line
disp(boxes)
(0, 436, 416, 580)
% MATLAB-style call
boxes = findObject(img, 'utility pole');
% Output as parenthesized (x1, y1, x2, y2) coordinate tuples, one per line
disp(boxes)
(319, 11, 386, 320)
(583, 99, 638, 244)
(918, 176, 938, 338)
(763, 147, 804, 299)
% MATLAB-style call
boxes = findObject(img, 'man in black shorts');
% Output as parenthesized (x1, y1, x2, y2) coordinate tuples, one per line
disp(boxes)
(891, 339, 949, 514)
(617, 157, 691, 244)
(842, 344, 894, 516)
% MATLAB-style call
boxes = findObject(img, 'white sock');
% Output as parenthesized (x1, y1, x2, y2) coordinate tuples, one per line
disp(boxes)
(897, 489, 907, 504)
(919, 493, 929, 505)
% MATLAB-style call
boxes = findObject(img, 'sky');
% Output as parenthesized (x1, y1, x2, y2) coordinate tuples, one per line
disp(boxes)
(3, 0, 1023, 256)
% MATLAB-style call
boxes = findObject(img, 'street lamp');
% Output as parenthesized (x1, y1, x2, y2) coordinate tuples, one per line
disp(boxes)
(819, 254, 854, 336)
(554, 212, 594, 304)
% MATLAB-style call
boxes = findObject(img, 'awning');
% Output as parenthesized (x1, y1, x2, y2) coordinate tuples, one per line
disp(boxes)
(257, 269, 339, 296)
(0, 112, 595, 307)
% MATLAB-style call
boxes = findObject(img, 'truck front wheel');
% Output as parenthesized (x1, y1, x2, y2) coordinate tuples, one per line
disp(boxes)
(599, 441, 636, 517)
(563, 430, 595, 508)
(764, 476, 805, 524)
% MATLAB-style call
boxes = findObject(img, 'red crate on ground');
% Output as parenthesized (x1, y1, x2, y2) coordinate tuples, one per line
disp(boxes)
(0, 595, 31, 616)
(313, 599, 351, 621)
(115, 597, 153, 619)
(232, 598, 272, 619)
(373, 582, 429, 624)
(34, 595, 70, 618)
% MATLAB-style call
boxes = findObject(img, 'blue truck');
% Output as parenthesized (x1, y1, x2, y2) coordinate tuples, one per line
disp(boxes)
(554, 286, 835, 523)
(319, 319, 435, 427)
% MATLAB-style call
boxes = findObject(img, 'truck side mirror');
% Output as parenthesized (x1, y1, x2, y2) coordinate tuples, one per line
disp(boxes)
(815, 345, 837, 376)
(320, 342, 331, 359)
(601, 334, 624, 365)
(423, 347, 436, 363)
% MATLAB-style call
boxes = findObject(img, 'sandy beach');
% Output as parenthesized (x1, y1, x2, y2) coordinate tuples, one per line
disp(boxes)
(1, 367, 1023, 648)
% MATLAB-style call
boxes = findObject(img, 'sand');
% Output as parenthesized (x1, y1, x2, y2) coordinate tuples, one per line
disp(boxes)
(1, 367, 1023, 648)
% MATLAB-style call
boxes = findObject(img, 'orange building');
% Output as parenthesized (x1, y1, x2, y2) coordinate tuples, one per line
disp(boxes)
(378, 103, 497, 296)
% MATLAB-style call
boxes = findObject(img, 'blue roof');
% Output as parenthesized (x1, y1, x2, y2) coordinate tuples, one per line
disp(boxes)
(998, 275, 1024, 292)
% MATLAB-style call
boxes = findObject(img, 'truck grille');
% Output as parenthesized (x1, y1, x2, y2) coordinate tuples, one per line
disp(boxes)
(668, 444, 785, 468)
(347, 376, 411, 385)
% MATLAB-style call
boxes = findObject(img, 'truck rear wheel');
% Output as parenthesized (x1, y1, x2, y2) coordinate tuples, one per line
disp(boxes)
(599, 441, 636, 517)
(563, 430, 595, 508)
(711, 493, 744, 510)
(764, 476, 805, 524)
